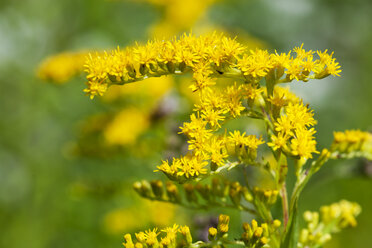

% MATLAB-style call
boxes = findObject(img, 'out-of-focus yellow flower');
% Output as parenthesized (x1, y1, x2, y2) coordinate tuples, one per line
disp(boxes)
(104, 107, 150, 145)
(298, 200, 361, 248)
(268, 102, 318, 160)
(37, 51, 89, 83)
(103, 76, 173, 102)
(145, 201, 176, 227)
(164, 0, 215, 29)
(104, 207, 145, 234)
(331, 129, 372, 158)
(103, 200, 177, 235)
(142, 0, 217, 38)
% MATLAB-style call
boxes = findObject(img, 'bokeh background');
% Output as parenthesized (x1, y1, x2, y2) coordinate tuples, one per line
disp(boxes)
(0, 0, 371, 247)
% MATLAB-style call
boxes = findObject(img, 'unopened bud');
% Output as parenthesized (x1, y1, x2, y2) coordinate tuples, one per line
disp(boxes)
(259, 236, 268, 245)
(242, 187, 253, 202)
(254, 227, 263, 238)
(150, 180, 164, 198)
(208, 227, 218, 241)
(218, 214, 230, 233)
(273, 219, 281, 229)
(166, 181, 181, 202)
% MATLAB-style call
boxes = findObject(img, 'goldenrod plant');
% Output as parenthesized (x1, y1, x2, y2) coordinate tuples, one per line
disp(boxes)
(83, 33, 372, 247)
(36, 0, 263, 156)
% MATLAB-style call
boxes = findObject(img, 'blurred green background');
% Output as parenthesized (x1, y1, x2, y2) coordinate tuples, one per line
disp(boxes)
(0, 0, 371, 247)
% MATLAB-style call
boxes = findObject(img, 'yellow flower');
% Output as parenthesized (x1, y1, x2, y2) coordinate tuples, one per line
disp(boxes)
(217, 214, 230, 233)
(299, 200, 361, 248)
(315, 50, 342, 77)
(285, 57, 303, 81)
(177, 154, 208, 178)
(268, 132, 288, 151)
(228, 131, 264, 149)
(268, 86, 300, 107)
(302, 55, 316, 73)
(174, 46, 200, 67)
(83, 81, 108, 99)
(123, 234, 135, 248)
(179, 113, 212, 142)
(285, 102, 317, 129)
(38, 51, 88, 83)
(190, 62, 216, 92)
(225, 83, 245, 117)
(201, 108, 225, 128)
(245, 135, 264, 150)
(156, 160, 179, 177)
(146, 201, 176, 227)
(104, 200, 176, 235)
(134, 41, 158, 65)
(237, 49, 273, 79)
(194, 87, 227, 112)
(220, 36, 246, 60)
(161, 224, 179, 241)
(293, 43, 314, 60)
(274, 116, 293, 135)
(104, 208, 143, 235)
(228, 130, 248, 147)
(320, 200, 361, 228)
(191, 73, 216, 92)
(103, 108, 149, 145)
(290, 128, 318, 159)
(206, 136, 228, 166)
(271, 51, 291, 68)
(239, 83, 264, 100)
(331, 129, 372, 154)
(143, 228, 159, 245)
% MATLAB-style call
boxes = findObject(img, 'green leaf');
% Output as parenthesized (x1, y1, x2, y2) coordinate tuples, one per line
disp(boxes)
(281, 198, 299, 248)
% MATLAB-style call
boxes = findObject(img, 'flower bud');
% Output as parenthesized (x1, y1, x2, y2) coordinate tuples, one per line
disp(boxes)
(208, 227, 217, 241)
(166, 181, 181, 202)
(150, 180, 164, 198)
(218, 214, 230, 234)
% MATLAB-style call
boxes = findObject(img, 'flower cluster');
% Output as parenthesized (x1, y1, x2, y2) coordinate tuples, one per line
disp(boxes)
(298, 200, 361, 248)
(241, 219, 281, 248)
(83, 33, 340, 99)
(122, 224, 191, 248)
(133, 178, 254, 212)
(331, 129, 372, 159)
(268, 101, 318, 160)
(83, 33, 371, 248)
(122, 224, 193, 248)
(122, 214, 281, 248)
(237, 44, 341, 82)
(252, 187, 279, 206)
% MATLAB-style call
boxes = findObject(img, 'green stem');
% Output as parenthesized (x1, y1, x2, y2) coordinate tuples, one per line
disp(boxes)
(242, 166, 273, 222)
(280, 183, 289, 230)
(144, 195, 257, 214)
